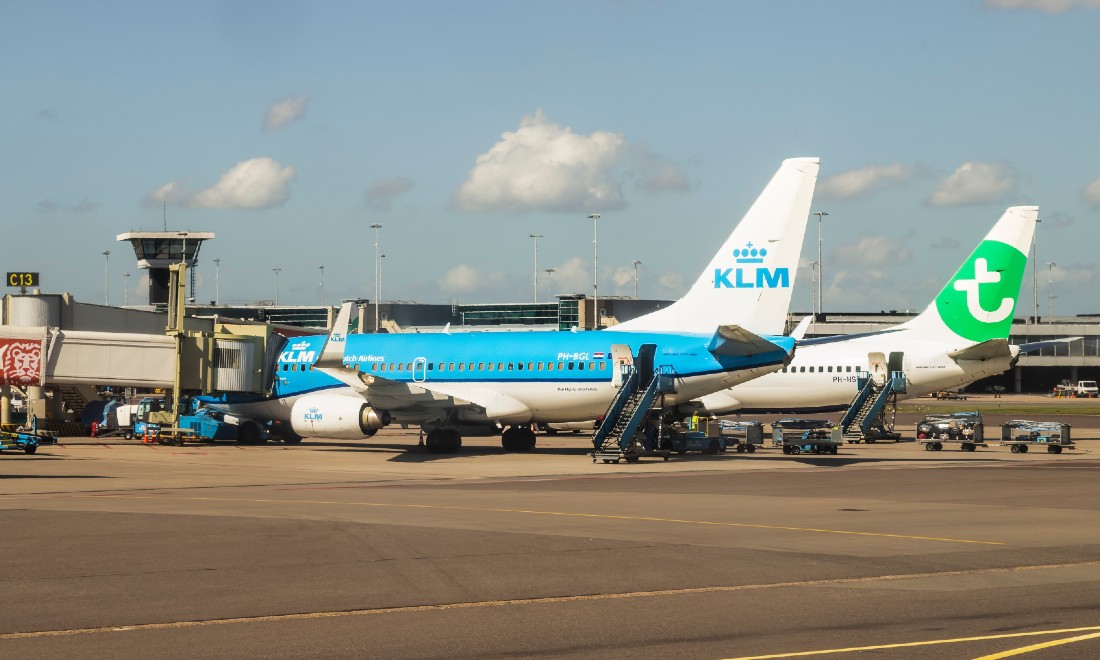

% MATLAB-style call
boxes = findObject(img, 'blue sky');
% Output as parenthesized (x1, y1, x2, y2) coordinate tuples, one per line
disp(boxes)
(3, 0, 1099, 318)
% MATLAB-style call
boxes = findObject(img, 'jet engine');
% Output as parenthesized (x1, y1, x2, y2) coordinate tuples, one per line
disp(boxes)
(290, 395, 390, 439)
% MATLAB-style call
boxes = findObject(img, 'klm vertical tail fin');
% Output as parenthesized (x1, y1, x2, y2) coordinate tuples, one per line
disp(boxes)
(610, 157, 819, 336)
(901, 206, 1037, 344)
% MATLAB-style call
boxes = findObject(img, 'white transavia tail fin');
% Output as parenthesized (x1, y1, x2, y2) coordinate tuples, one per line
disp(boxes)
(900, 206, 1037, 345)
(610, 157, 819, 336)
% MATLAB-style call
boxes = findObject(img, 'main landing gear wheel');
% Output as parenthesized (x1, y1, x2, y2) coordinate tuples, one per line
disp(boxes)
(501, 426, 536, 452)
(426, 429, 462, 454)
(1048, 445, 1063, 454)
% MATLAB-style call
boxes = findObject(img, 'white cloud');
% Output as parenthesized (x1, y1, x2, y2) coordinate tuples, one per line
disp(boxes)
(985, 0, 1100, 12)
(546, 257, 593, 294)
(437, 264, 507, 297)
(832, 235, 912, 268)
(365, 177, 415, 211)
(453, 109, 629, 213)
(1083, 176, 1100, 208)
(263, 94, 309, 131)
(631, 148, 692, 193)
(145, 157, 297, 210)
(817, 163, 911, 201)
(928, 161, 1015, 207)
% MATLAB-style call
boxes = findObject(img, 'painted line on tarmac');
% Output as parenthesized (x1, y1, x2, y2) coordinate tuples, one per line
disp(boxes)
(722, 625, 1100, 659)
(3, 564, 1098, 641)
(79, 493, 1004, 545)
(974, 630, 1100, 658)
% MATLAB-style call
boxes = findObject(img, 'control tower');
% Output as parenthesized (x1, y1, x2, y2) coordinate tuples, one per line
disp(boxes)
(117, 231, 214, 306)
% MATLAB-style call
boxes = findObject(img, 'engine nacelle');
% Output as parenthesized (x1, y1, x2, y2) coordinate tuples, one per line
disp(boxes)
(290, 395, 390, 439)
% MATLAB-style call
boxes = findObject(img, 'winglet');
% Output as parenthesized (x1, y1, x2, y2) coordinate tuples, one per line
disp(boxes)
(789, 315, 813, 340)
(316, 301, 354, 368)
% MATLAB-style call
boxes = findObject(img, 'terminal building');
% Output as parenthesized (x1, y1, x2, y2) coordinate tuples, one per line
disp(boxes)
(2, 227, 1098, 429)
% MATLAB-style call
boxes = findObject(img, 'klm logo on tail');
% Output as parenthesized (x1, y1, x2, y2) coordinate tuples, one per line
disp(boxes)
(936, 241, 1027, 342)
(713, 242, 790, 289)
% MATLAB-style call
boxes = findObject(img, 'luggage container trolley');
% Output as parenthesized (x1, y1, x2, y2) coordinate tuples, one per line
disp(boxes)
(771, 418, 841, 455)
(717, 420, 764, 453)
(916, 411, 986, 452)
(1000, 420, 1074, 454)
(0, 419, 58, 455)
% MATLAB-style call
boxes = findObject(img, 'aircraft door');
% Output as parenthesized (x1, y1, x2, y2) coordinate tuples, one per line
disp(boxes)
(867, 352, 888, 386)
(887, 352, 904, 376)
(610, 344, 633, 387)
(637, 344, 657, 388)
(412, 357, 428, 383)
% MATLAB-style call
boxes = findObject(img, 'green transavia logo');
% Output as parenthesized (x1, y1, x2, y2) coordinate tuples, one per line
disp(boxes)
(935, 240, 1027, 342)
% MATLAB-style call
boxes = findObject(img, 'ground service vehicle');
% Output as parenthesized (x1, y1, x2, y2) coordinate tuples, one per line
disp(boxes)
(916, 411, 985, 451)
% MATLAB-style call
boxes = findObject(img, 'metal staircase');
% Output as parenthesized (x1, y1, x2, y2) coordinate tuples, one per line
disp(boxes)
(840, 371, 906, 442)
(592, 365, 674, 463)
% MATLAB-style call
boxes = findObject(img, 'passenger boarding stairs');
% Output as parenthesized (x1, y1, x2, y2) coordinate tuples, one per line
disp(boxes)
(592, 365, 675, 463)
(840, 371, 906, 442)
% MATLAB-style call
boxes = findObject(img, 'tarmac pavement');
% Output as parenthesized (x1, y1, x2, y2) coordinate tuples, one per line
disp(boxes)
(2, 415, 1100, 658)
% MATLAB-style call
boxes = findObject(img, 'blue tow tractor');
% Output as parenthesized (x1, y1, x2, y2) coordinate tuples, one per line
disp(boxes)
(0, 418, 58, 455)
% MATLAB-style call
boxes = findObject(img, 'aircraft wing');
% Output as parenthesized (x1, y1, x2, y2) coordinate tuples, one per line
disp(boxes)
(948, 339, 1012, 361)
(1018, 337, 1083, 354)
(707, 324, 788, 357)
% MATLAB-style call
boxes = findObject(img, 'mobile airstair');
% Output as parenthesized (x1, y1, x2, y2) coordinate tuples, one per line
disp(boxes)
(840, 371, 906, 443)
(592, 365, 675, 463)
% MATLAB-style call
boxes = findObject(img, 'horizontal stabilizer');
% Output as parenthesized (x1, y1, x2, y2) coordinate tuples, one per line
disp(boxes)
(948, 339, 1011, 361)
(707, 324, 786, 357)
(1018, 337, 1083, 354)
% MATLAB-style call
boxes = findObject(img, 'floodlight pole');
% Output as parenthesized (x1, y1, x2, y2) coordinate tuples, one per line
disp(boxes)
(1047, 262, 1056, 324)
(588, 213, 600, 328)
(632, 260, 642, 299)
(813, 211, 829, 318)
(530, 233, 543, 303)
(371, 223, 383, 332)
(102, 250, 110, 305)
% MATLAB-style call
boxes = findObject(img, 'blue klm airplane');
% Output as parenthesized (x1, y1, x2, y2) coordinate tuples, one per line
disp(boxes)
(212, 157, 820, 453)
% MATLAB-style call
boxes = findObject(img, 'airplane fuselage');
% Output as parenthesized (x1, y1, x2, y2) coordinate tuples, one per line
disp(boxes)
(697, 330, 1016, 414)
(225, 329, 794, 425)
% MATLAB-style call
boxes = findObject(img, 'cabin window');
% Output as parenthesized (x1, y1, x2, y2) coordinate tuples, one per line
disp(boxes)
(397, 363, 404, 372)
(508, 362, 514, 370)
(488, 362, 495, 371)
(497, 362, 504, 371)
(517, 362, 524, 371)
(799, 366, 806, 373)
(548, 362, 555, 371)
(445, 362, 452, 371)
(458, 363, 465, 371)
(370, 363, 377, 372)
(282, 364, 288, 372)
(557, 362, 564, 370)
(827, 366, 833, 373)
(467, 363, 473, 370)
(576, 362, 583, 371)
(527, 362, 534, 370)
(846, 366, 853, 372)
(477, 362, 484, 370)
(536, 362, 543, 371)
(428, 363, 434, 371)
(568, 362, 574, 371)
(353, 363, 359, 372)
(600, 361, 606, 371)
(587, 361, 594, 371)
